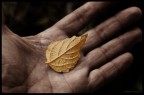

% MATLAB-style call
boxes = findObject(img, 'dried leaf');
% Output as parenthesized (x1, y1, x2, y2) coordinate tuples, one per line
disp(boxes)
(45, 34, 87, 73)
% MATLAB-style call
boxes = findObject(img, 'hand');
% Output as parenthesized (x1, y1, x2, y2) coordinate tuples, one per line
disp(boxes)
(2, 2, 142, 93)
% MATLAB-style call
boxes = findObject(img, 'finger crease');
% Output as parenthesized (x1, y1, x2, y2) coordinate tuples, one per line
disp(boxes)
(99, 47, 109, 62)
(111, 61, 120, 75)
(117, 36, 125, 49)
(114, 15, 124, 29)
(93, 28, 104, 44)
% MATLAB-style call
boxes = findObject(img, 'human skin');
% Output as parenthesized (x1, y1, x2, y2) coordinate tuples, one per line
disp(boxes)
(2, 2, 142, 93)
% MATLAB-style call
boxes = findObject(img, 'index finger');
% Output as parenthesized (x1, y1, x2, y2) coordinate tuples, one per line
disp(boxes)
(53, 2, 114, 36)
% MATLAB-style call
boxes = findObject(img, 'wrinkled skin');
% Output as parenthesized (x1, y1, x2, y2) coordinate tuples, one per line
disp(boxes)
(2, 2, 142, 93)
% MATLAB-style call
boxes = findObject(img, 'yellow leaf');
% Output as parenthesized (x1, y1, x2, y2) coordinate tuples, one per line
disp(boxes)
(45, 34, 88, 73)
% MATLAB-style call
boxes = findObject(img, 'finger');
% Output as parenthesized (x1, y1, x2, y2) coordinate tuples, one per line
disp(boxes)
(82, 7, 142, 53)
(85, 27, 142, 70)
(54, 2, 113, 36)
(88, 52, 133, 91)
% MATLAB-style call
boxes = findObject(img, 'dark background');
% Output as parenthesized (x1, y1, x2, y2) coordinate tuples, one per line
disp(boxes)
(2, 0, 143, 93)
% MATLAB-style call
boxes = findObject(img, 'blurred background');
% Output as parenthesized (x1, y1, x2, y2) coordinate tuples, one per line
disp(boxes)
(2, 1, 143, 93)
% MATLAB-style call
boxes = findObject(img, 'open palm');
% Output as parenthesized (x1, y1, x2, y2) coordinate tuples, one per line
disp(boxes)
(2, 2, 142, 93)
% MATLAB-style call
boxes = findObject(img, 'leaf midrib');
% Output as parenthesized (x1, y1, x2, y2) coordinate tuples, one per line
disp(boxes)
(46, 37, 82, 63)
